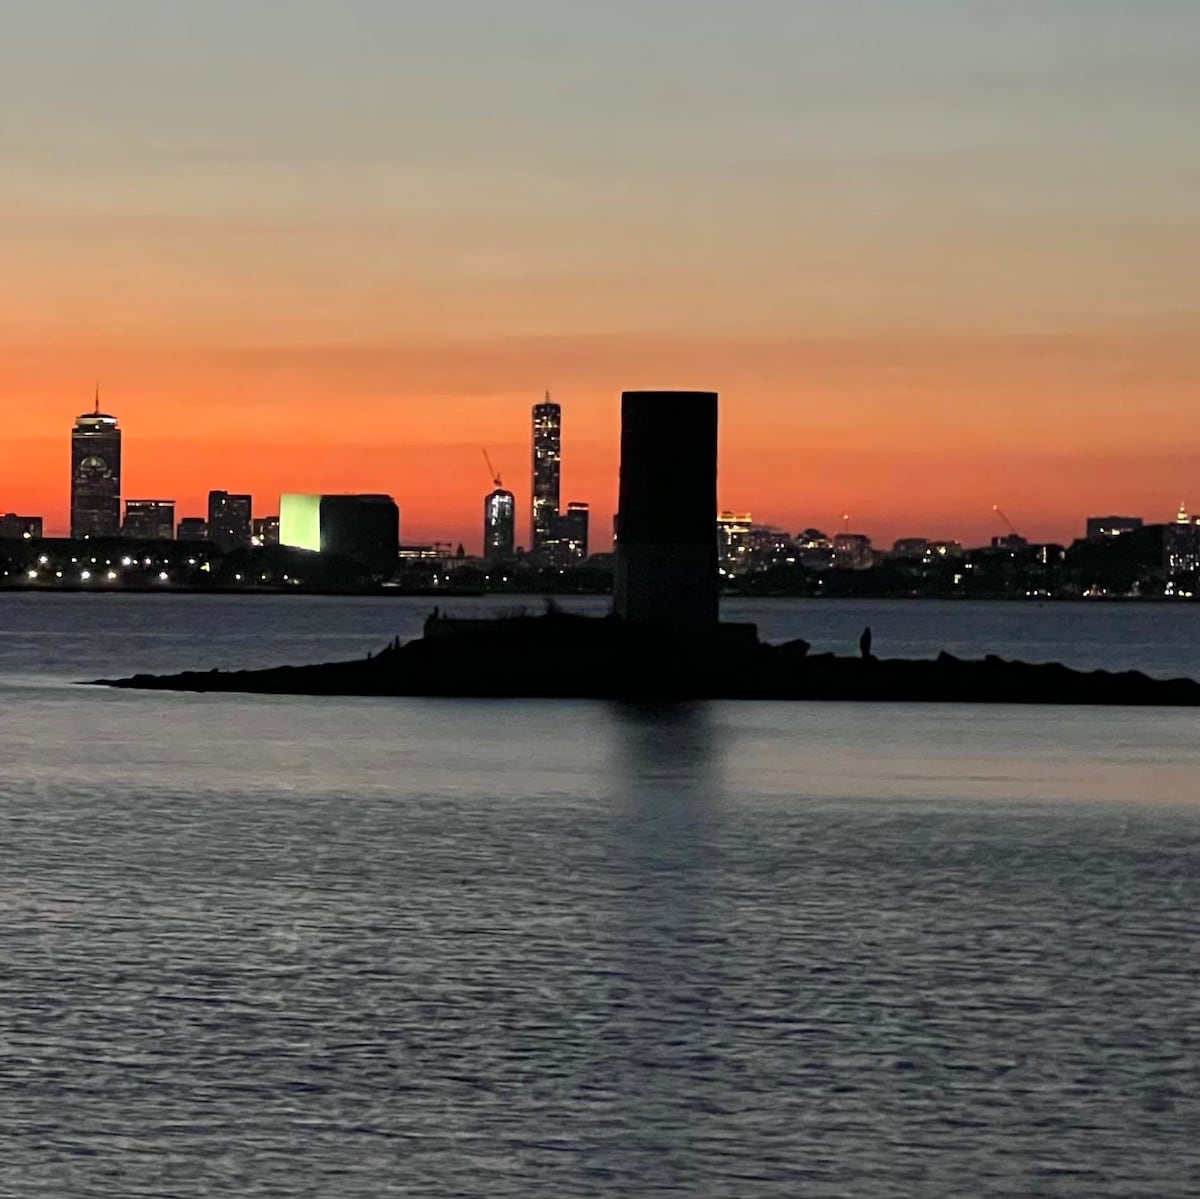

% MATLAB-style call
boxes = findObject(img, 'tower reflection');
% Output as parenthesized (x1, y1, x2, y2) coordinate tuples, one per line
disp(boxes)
(596, 701, 732, 1185)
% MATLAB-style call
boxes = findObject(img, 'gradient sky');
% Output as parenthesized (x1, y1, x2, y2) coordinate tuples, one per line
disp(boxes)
(4, 0, 1199, 547)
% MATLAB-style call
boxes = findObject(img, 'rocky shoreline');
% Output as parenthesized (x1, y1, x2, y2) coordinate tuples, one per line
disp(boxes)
(91, 609, 1200, 705)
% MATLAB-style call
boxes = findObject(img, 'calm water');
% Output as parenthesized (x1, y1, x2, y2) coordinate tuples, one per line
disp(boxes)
(1, 594, 1198, 1196)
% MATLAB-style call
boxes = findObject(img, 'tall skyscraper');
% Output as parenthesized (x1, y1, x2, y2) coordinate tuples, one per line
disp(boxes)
(484, 487, 516, 561)
(207, 491, 253, 553)
(70, 392, 122, 538)
(614, 390, 719, 635)
(531, 394, 561, 554)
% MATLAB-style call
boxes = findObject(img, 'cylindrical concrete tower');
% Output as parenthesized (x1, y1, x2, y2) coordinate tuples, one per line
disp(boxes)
(613, 390, 718, 635)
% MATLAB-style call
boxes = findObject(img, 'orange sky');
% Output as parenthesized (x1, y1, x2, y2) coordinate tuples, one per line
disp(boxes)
(4, 2, 1199, 550)
(8, 328, 1200, 549)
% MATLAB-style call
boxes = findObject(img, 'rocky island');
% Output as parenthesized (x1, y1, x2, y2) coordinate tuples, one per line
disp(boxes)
(92, 606, 1200, 705)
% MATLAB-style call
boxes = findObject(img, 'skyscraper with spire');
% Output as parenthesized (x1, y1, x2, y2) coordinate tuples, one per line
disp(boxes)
(531, 392, 561, 554)
(70, 389, 122, 538)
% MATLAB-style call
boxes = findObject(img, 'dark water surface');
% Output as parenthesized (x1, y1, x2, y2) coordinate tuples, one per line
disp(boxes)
(1, 595, 1198, 1196)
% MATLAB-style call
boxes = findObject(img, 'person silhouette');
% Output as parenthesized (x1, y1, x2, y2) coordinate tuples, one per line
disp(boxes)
(859, 625, 873, 660)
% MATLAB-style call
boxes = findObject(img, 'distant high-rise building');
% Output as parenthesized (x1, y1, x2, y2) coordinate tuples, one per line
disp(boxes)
(177, 517, 209, 541)
(0, 514, 43, 540)
(717, 511, 754, 572)
(1086, 515, 1143, 541)
(1165, 519, 1200, 575)
(122, 499, 175, 540)
(71, 393, 122, 538)
(531, 394, 561, 553)
(207, 491, 252, 552)
(280, 493, 400, 576)
(556, 501, 589, 562)
(484, 488, 516, 561)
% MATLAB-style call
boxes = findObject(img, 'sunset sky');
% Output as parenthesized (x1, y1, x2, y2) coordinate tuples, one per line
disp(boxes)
(4, 0, 1199, 548)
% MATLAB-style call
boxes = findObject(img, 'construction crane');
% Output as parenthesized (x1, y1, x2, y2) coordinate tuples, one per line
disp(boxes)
(482, 447, 502, 489)
(992, 505, 1021, 539)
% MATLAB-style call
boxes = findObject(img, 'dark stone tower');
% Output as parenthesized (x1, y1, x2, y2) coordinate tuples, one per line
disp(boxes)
(613, 390, 718, 635)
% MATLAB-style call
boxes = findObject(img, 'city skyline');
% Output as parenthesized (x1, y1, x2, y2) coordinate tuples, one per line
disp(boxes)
(4, 2, 1200, 545)
(6, 392, 1200, 551)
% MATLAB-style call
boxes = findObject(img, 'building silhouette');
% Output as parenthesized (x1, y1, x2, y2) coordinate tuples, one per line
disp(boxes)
(122, 499, 175, 540)
(71, 394, 122, 538)
(1086, 515, 1143, 541)
(484, 487, 516, 560)
(207, 491, 252, 553)
(0, 514, 43, 540)
(280, 493, 400, 576)
(252, 515, 280, 547)
(177, 517, 208, 541)
(614, 390, 718, 634)
(531, 394, 561, 554)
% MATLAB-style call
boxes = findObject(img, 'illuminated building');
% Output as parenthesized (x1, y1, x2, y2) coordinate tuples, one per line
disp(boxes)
(1086, 515, 1143, 541)
(531, 394, 561, 553)
(177, 517, 209, 541)
(716, 513, 796, 575)
(122, 500, 176, 540)
(252, 515, 280, 547)
(207, 491, 253, 552)
(1165, 515, 1200, 576)
(556, 501, 589, 562)
(745, 526, 795, 571)
(484, 487, 516, 561)
(794, 527, 835, 570)
(832, 532, 874, 570)
(0, 514, 43, 540)
(796, 527, 831, 548)
(614, 390, 718, 634)
(280, 493, 400, 576)
(280, 494, 322, 551)
(71, 395, 122, 538)
(717, 511, 753, 572)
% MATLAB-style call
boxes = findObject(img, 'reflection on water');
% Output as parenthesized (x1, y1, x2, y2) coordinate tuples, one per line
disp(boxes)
(2, 600, 1200, 1195)
(5, 591, 1200, 680)
(606, 704, 729, 1185)
(612, 700, 722, 863)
